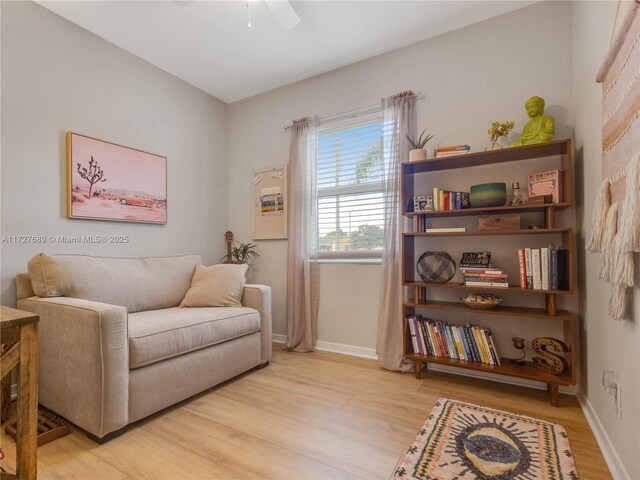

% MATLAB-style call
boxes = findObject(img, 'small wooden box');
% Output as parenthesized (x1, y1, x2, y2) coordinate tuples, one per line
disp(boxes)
(528, 194, 554, 205)
(478, 213, 521, 231)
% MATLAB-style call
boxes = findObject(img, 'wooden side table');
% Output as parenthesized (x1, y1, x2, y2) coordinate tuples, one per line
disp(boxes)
(1, 306, 39, 480)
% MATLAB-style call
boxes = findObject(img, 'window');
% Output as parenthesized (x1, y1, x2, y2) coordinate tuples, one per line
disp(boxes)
(316, 110, 384, 258)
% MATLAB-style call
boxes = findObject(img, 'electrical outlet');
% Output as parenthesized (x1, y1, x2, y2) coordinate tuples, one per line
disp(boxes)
(602, 370, 622, 418)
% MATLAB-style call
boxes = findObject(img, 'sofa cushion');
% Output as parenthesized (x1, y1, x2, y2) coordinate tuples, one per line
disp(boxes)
(128, 306, 260, 369)
(180, 264, 248, 308)
(27, 253, 202, 313)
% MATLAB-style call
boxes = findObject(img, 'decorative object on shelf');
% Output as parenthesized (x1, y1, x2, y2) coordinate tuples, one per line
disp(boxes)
(510, 96, 555, 146)
(486, 120, 515, 150)
(469, 182, 506, 208)
(66, 132, 167, 224)
(223, 231, 235, 264)
(531, 337, 569, 375)
(478, 213, 521, 231)
(459, 251, 492, 267)
(528, 194, 553, 205)
(417, 251, 456, 283)
(460, 293, 503, 309)
(406, 129, 434, 162)
(510, 337, 527, 366)
(394, 398, 579, 480)
(413, 195, 433, 212)
(527, 170, 561, 203)
(509, 181, 527, 206)
(587, 3, 639, 321)
(434, 144, 471, 157)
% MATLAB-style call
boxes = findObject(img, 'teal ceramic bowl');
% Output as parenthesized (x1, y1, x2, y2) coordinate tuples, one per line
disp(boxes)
(470, 182, 507, 208)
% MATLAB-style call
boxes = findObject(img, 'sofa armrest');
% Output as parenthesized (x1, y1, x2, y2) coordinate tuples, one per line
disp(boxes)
(16, 296, 128, 438)
(242, 284, 272, 364)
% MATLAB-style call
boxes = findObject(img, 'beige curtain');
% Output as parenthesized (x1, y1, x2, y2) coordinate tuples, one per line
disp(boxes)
(376, 91, 416, 371)
(284, 117, 319, 352)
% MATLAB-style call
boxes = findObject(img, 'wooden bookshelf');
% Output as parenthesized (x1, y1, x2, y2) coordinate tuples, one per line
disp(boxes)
(401, 139, 577, 406)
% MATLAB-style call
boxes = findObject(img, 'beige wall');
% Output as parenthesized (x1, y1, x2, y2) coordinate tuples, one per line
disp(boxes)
(0, 1, 229, 305)
(572, 2, 639, 478)
(228, 1, 574, 355)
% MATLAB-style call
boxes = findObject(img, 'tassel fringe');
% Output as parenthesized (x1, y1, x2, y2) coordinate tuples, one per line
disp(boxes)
(609, 284, 628, 320)
(586, 177, 611, 252)
(618, 152, 640, 253)
(598, 203, 619, 282)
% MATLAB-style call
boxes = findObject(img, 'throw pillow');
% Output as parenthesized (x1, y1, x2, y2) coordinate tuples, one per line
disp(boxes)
(180, 263, 248, 308)
(27, 253, 65, 297)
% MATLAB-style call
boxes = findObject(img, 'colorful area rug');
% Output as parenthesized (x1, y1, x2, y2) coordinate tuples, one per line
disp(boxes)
(394, 398, 579, 480)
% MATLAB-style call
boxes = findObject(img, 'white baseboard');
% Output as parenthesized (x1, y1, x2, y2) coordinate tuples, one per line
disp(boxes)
(578, 394, 629, 480)
(271, 334, 576, 395)
(272, 334, 378, 359)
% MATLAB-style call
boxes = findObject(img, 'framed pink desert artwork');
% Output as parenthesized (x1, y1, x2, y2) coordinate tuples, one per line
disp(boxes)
(66, 132, 167, 224)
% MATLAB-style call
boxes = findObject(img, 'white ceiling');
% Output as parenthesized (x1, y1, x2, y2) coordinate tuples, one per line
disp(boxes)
(37, 1, 538, 103)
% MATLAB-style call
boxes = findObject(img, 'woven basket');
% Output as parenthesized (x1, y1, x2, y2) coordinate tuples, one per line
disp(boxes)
(417, 251, 456, 284)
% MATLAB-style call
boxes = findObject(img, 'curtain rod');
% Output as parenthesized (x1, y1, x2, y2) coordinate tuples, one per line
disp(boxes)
(284, 92, 422, 130)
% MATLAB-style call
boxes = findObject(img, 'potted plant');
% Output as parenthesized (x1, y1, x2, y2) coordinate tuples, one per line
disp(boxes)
(487, 120, 515, 150)
(223, 241, 259, 265)
(406, 130, 435, 162)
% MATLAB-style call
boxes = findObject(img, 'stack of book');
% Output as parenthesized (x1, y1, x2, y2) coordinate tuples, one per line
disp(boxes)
(462, 266, 509, 288)
(435, 145, 471, 158)
(432, 188, 470, 211)
(407, 316, 501, 366)
(517, 246, 569, 290)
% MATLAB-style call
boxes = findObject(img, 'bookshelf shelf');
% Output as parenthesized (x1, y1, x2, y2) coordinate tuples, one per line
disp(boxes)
(403, 228, 570, 237)
(403, 203, 572, 218)
(401, 139, 577, 406)
(403, 301, 573, 321)
(405, 353, 573, 386)
(404, 282, 573, 295)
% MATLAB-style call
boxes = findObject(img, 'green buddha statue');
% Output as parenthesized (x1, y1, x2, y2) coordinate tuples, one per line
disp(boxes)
(510, 96, 555, 146)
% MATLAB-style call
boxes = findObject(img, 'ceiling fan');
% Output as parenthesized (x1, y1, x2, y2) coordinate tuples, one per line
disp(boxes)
(171, 1, 300, 30)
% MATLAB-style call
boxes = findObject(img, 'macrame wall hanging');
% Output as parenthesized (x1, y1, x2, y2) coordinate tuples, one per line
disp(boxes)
(587, 1, 640, 320)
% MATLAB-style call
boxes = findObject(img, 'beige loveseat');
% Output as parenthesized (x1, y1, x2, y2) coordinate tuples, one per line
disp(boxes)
(16, 254, 272, 442)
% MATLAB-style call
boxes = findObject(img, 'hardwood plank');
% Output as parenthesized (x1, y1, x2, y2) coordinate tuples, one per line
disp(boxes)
(76, 427, 246, 479)
(215, 378, 416, 453)
(0, 430, 127, 480)
(0, 347, 610, 480)
(185, 393, 400, 480)
(140, 406, 360, 480)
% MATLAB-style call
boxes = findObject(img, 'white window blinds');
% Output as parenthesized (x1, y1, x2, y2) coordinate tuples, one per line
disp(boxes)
(316, 110, 384, 258)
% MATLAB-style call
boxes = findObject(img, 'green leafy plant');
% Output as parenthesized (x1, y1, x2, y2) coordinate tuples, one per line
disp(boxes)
(405, 130, 435, 150)
(224, 241, 259, 264)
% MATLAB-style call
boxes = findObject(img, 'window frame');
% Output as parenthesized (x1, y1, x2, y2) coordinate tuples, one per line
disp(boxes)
(315, 109, 384, 261)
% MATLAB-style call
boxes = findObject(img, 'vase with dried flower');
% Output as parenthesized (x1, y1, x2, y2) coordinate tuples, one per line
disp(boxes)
(486, 120, 515, 150)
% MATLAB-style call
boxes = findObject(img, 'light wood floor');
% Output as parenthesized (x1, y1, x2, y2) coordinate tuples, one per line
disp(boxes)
(1, 345, 610, 479)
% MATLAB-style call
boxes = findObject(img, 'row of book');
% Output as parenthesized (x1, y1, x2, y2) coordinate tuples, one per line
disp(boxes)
(432, 188, 470, 211)
(462, 266, 509, 288)
(435, 144, 471, 158)
(517, 247, 569, 290)
(407, 316, 501, 366)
